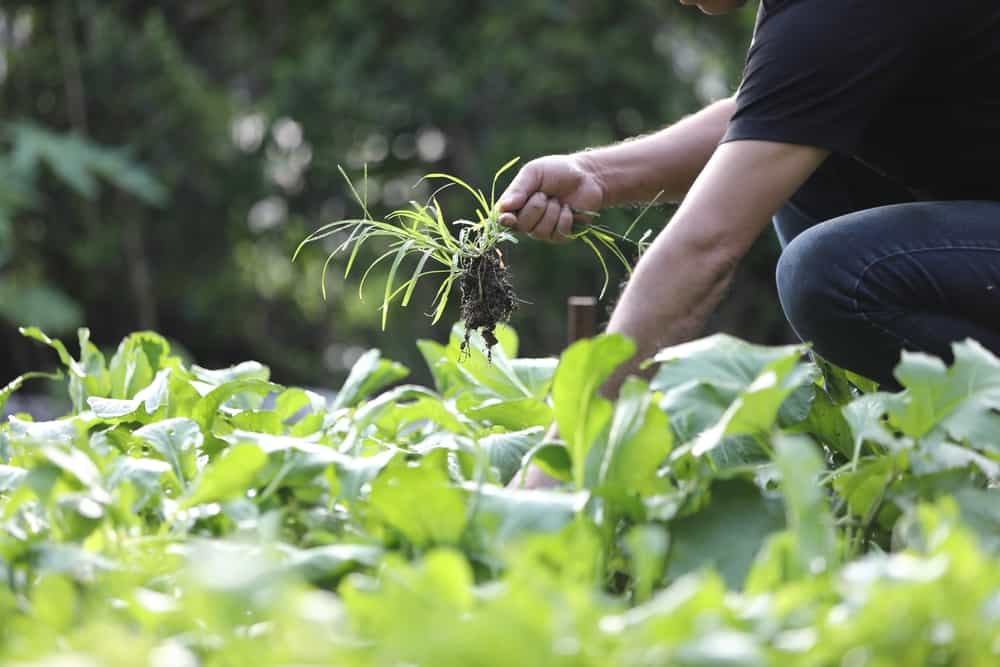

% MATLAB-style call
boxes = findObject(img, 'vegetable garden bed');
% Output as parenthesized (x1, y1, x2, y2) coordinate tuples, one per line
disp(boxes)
(2, 323, 999, 666)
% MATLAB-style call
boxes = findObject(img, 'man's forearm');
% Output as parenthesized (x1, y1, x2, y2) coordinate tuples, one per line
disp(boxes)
(600, 140, 830, 398)
(602, 229, 737, 397)
(578, 96, 736, 206)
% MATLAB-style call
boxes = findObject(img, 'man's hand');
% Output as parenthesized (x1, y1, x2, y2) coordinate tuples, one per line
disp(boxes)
(497, 155, 607, 242)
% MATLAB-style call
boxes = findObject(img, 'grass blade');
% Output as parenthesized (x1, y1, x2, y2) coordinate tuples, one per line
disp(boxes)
(421, 172, 490, 213)
(381, 240, 416, 329)
(580, 235, 611, 299)
(359, 247, 400, 300)
(402, 249, 434, 307)
(490, 156, 521, 207)
(430, 274, 457, 324)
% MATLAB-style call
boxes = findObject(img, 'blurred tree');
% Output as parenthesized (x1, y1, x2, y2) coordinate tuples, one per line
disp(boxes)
(0, 1, 778, 387)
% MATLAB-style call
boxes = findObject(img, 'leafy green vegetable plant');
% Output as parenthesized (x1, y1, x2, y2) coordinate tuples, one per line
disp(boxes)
(3, 323, 1000, 666)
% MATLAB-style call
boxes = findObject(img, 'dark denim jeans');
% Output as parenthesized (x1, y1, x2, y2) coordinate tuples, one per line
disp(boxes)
(774, 155, 1000, 389)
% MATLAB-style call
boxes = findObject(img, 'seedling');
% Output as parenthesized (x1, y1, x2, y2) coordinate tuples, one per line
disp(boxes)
(294, 158, 655, 356)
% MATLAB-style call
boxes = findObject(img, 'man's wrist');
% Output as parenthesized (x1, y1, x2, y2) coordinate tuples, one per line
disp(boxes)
(573, 151, 611, 210)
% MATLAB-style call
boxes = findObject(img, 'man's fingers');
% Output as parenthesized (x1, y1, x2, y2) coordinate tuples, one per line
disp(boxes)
(516, 192, 549, 234)
(530, 199, 563, 241)
(554, 204, 574, 243)
(498, 163, 542, 214)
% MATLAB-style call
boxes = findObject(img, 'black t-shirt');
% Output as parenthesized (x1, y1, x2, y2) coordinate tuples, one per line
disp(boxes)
(723, 0, 1000, 201)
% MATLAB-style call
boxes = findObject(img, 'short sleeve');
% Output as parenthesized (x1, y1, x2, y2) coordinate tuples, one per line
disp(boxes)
(723, 0, 934, 153)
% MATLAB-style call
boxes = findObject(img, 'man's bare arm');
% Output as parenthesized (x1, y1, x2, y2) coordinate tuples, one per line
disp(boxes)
(602, 140, 829, 396)
(583, 96, 737, 206)
(498, 97, 736, 240)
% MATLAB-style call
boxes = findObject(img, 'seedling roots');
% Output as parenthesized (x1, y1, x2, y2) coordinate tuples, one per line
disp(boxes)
(459, 249, 517, 358)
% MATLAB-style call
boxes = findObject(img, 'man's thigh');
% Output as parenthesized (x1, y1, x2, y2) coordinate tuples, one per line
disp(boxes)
(777, 199, 1000, 386)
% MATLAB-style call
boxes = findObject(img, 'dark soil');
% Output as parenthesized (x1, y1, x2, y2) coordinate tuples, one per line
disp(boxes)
(459, 250, 517, 359)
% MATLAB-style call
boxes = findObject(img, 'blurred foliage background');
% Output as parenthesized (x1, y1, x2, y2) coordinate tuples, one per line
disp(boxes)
(0, 0, 786, 392)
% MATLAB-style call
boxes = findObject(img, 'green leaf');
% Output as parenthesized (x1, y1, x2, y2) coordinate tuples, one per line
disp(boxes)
(465, 484, 586, 543)
(666, 479, 785, 589)
(659, 381, 731, 445)
(86, 368, 172, 420)
(6, 417, 81, 447)
(464, 397, 553, 430)
(832, 455, 897, 521)
(479, 427, 546, 485)
(133, 418, 203, 489)
(692, 351, 812, 457)
(192, 379, 283, 433)
(332, 349, 409, 410)
(105, 456, 173, 508)
(588, 377, 672, 506)
(510, 358, 558, 398)
(373, 392, 470, 436)
(191, 361, 270, 386)
(552, 334, 636, 487)
(369, 460, 467, 547)
(0, 464, 27, 492)
(182, 442, 267, 509)
(107, 331, 175, 399)
(784, 386, 854, 459)
(774, 434, 839, 574)
(651, 334, 805, 395)
(952, 488, 1000, 555)
(528, 443, 573, 482)
(624, 524, 670, 603)
(417, 339, 461, 395)
(887, 340, 1000, 452)
(285, 544, 384, 583)
(221, 430, 342, 489)
(445, 324, 534, 400)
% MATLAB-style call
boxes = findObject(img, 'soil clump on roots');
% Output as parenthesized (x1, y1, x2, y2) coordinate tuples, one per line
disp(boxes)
(459, 250, 517, 359)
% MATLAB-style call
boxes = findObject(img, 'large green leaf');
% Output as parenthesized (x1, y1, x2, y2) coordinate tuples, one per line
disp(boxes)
(886, 341, 1000, 452)
(284, 544, 383, 583)
(133, 418, 203, 489)
(0, 464, 27, 492)
(182, 443, 267, 509)
(665, 479, 785, 589)
(331, 349, 409, 410)
(465, 484, 586, 543)
(479, 427, 546, 485)
(86, 368, 172, 420)
(650, 335, 811, 458)
(587, 377, 672, 507)
(952, 488, 1000, 555)
(692, 352, 812, 457)
(191, 361, 270, 386)
(192, 379, 283, 433)
(107, 332, 176, 399)
(651, 334, 805, 395)
(551, 334, 636, 487)
(369, 460, 467, 547)
(774, 434, 839, 574)
(221, 430, 342, 489)
(463, 397, 553, 431)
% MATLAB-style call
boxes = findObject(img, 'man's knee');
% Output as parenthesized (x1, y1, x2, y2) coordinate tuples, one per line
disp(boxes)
(775, 225, 848, 344)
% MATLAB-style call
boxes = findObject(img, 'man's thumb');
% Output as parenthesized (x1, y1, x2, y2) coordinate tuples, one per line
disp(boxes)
(498, 165, 540, 212)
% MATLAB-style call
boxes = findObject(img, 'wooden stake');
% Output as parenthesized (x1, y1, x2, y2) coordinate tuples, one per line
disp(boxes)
(567, 296, 598, 344)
